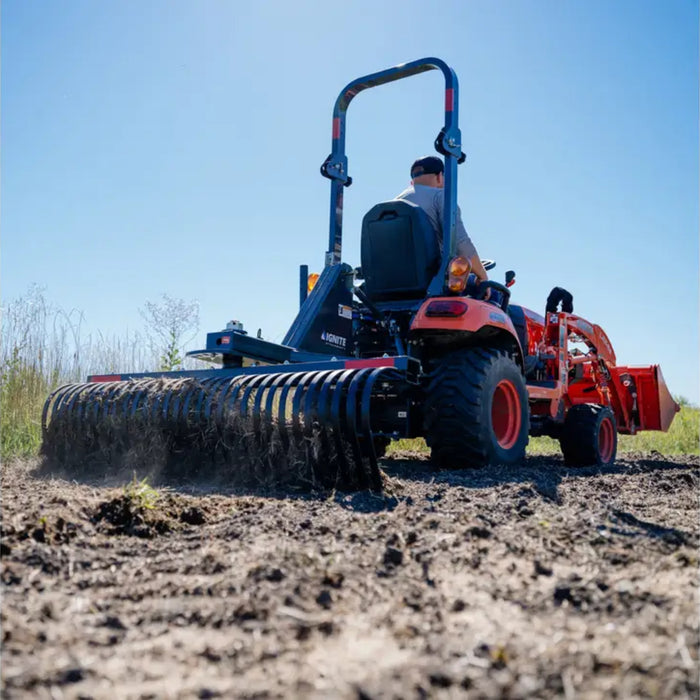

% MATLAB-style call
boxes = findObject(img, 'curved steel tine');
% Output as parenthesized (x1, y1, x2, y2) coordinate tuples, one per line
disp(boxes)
(86, 382, 121, 427)
(167, 377, 195, 424)
(262, 373, 290, 421)
(302, 370, 337, 433)
(249, 373, 283, 439)
(238, 373, 273, 419)
(289, 372, 326, 482)
(111, 381, 136, 421)
(204, 376, 237, 421)
(68, 383, 116, 459)
(41, 383, 77, 434)
(213, 375, 253, 423)
(275, 372, 308, 453)
(128, 379, 157, 421)
(208, 376, 263, 464)
(316, 369, 347, 426)
(146, 379, 170, 425)
(291, 371, 324, 438)
(314, 369, 347, 478)
(329, 369, 361, 487)
(260, 373, 294, 463)
(161, 377, 190, 421)
(118, 381, 145, 439)
(303, 369, 344, 484)
(220, 374, 260, 422)
(128, 379, 153, 419)
(52, 383, 88, 425)
(345, 369, 374, 489)
(358, 367, 397, 491)
(184, 376, 220, 426)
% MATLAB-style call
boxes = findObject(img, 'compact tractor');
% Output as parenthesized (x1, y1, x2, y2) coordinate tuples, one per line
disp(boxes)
(42, 58, 679, 490)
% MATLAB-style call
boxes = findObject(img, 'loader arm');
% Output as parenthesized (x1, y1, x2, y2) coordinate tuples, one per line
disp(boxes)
(320, 57, 464, 296)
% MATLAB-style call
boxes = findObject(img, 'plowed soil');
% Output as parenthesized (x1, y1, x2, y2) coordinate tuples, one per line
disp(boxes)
(2, 453, 698, 699)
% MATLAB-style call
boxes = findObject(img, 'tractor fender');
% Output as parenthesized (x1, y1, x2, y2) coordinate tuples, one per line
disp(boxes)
(410, 297, 524, 366)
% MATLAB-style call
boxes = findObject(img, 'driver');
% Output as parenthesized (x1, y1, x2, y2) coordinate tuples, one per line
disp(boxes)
(394, 155, 490, 290)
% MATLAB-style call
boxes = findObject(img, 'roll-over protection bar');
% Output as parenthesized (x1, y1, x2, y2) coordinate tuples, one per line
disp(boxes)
(320, 57, 465, 296)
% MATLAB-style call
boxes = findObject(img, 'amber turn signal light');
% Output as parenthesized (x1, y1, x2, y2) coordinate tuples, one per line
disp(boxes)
(307, 273, 320, 293)
(448, 256, 471, 276)
(447, 256, 471, 293)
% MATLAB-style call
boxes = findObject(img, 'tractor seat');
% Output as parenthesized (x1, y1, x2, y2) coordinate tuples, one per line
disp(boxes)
(360, 200, 440, 302)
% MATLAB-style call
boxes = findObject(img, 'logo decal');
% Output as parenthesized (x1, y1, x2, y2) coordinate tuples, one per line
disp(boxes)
(338, 304, 353, 319)
(321, 331, 347, 349)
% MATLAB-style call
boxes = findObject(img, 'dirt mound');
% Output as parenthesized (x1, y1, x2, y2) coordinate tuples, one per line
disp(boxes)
(2, 454, 698, 698)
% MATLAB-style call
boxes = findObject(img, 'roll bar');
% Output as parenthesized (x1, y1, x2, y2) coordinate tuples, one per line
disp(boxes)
(320, 57, 465, 296)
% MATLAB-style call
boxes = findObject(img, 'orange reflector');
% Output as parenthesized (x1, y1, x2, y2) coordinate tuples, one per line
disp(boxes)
(426, 300, 468, 317)
(448, 256, 471, 276)
(307, 273, 320, 293)
(446, 256, 471, 293)
(448, 276, 467, 293)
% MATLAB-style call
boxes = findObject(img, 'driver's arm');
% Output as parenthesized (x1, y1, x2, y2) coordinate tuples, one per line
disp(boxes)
(468, 255, 489, 282)
(454, 205, 488, 282)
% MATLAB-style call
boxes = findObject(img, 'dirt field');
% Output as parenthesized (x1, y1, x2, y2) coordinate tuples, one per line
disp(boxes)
(2, 452, 698, 699)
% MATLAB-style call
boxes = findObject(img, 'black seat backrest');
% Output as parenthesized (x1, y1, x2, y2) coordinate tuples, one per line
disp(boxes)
(360, 200, 440, 302)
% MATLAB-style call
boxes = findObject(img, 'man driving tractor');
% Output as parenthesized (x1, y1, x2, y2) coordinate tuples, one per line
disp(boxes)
(395, 155, 490, 288)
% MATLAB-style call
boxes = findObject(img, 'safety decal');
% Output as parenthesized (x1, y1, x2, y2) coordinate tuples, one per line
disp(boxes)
(338, 304, 353, 319)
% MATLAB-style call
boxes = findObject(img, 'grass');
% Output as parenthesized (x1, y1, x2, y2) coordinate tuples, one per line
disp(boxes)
(0, 351, 53, 459)
(123, 475, 161, 510)
(0, 287, 202, 463)
(387, 404, 699, 458)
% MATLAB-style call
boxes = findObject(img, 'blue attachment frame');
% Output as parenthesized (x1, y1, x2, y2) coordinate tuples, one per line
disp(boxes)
(86, 355, 420, 383)
(299, 264, 309, 308)
(320, 57, 465, 296)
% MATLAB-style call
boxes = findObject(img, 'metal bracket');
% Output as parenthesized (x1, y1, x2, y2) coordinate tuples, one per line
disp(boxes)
(434, 127, 466, 163)
(321, 155, 352, 187)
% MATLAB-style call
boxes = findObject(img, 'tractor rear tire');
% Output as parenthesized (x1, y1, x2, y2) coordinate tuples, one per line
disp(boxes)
(423, 348, 529, 468)
(560, 404, 617, 467)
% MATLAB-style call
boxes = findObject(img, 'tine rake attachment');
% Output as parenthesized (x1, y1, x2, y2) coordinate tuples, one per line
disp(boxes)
(41, 367, 406, 491)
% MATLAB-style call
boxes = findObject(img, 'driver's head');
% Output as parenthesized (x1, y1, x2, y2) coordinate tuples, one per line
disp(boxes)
(410, 156, 444, 188)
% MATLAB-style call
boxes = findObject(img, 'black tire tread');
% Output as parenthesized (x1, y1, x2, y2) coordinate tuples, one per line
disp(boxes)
(423, 348, 529, 468)
(560, 403, 617, 467)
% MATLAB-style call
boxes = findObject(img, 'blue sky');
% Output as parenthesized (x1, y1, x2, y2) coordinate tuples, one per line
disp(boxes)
(3, 1, 698, 402)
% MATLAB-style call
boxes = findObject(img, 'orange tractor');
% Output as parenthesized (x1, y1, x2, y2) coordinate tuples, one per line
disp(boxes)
(42, 58, 679, 490)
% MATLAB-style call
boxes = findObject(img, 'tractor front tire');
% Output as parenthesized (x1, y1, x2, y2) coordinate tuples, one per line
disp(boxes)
(560, 404, 617, 467)
(423, 348, 529, 468)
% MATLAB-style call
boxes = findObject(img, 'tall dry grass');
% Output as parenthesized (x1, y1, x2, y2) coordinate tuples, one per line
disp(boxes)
(0, 287, 159, 460)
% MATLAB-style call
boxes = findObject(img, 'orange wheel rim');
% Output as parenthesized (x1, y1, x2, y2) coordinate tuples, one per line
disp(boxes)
(598, 416, 615, 462)
(492, 379, 522, 450)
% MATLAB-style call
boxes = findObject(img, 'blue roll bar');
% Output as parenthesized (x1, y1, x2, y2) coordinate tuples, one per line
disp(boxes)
(320, 57, 465, 295)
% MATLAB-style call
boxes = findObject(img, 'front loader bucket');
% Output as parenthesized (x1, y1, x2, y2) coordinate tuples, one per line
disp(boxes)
(613, 365, 680, 432)
(41, 365, 411, 491)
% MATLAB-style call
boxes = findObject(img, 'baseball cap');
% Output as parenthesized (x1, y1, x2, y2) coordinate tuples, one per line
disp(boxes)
(410, 155, 444, 178)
